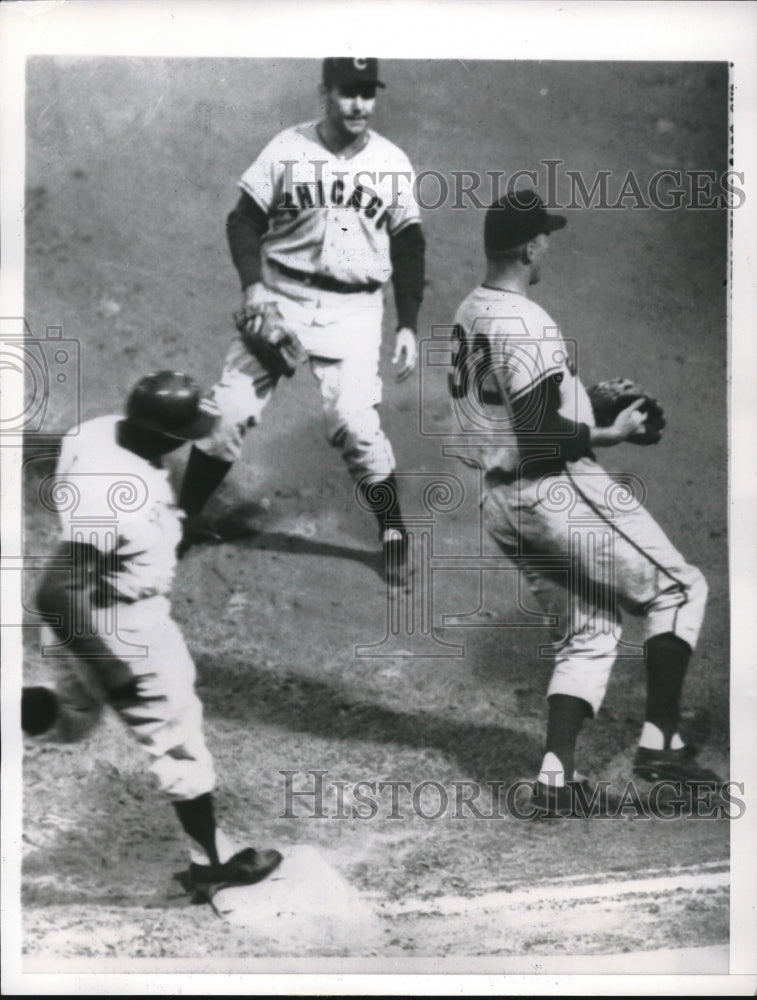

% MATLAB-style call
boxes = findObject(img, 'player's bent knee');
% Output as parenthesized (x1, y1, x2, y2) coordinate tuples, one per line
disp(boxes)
(687, 565, 708, 607)
(151, 750, 216, 801)
(340, 436, 395, 480)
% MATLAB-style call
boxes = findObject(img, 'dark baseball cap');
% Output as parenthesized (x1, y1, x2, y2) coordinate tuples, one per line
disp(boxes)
(322, 57, 385, 89)
(484, 189, 567, 255)
(125, 371, 219, 441)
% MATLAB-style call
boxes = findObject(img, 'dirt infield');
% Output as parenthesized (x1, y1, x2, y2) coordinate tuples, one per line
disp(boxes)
(20, 57, 730, 967)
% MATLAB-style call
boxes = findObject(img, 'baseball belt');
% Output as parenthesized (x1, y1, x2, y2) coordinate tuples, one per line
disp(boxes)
(269, 259, 381, 295)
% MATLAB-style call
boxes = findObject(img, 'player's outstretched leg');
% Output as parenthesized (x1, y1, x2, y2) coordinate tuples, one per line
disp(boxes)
(177, 345, 279, 556)
(177, 446, 233, 555)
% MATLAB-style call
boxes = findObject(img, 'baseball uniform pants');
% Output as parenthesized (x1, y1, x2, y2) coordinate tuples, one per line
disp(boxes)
(197, 280, 395, 484)
(41, 595, 216, 801)
(483, 458, 707, 716)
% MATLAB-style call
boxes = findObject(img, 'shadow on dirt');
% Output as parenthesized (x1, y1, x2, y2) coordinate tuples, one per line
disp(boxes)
(241, 532, 382, 576)
(187, 498, 384, 575)
(196, 656, 542, 784)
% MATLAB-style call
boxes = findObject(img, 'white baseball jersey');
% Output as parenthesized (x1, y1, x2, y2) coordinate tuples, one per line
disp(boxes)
(452, 286, 595, 473)
(50, 415, 214, 801)
(239, 121, 421, 286)
(56, 415, 183, 602)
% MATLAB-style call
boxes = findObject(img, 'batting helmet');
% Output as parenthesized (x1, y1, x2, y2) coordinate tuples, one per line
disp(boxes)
(125, 371, 218, 440)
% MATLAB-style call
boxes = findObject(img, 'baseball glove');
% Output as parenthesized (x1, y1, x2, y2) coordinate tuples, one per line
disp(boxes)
(234, 302, 305, 379)
(587, 377, 666, 445)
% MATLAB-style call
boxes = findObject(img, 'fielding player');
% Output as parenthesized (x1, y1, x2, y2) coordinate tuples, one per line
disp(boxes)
(178, 57, 425, 587)
(450, 190, 723, 815)
(22, 371, 282, 899)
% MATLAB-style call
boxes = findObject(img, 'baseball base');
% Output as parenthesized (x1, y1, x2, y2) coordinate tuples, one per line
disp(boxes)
(211, 844, 384, 950)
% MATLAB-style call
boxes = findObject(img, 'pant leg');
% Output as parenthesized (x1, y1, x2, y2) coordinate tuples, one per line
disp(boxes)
(309, 352, 396, 484)
(484, 488, 621, 717)
(44, 597, 215, 800)
(563, 465, 708, 649)
(195, 337, 278, 464)
(484, 463, 708, 715)
(95, 597, 216, 800)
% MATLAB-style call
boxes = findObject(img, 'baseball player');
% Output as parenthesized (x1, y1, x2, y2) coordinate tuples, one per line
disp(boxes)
(22, 372, 282, 900)
(177, 57, 425, 587)
(450, 190, 722, 815)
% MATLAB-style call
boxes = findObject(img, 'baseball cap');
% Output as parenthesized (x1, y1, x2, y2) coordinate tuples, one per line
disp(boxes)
(322, 57, 385, 89)
(125, 371, 219, 441)
(484, 189, 567, 255)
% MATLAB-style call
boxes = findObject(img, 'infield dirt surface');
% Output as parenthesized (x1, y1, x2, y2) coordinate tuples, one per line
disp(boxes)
(20, 57, 730, 970)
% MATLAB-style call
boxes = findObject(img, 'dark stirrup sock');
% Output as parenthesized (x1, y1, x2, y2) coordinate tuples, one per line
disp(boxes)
(644, 632, 691, 745)
(178, 447, 233, 517)
(173, 792, 221, 866)
(544, 694, 592, 781)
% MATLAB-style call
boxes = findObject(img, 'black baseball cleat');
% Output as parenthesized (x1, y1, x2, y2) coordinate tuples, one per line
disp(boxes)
(527, 777, 623, 819)
(183, 847, 283, 903)
(632, 745, 723, 786)
(177, 515, 224, 558)
(383, 528, 413, 589)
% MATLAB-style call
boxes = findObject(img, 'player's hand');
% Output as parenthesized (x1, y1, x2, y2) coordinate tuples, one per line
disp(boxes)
(612, 398, 648, 441)
(590, 398, 647, 447)
(241, 282, 266, 310)
(393, 327, 417, 381)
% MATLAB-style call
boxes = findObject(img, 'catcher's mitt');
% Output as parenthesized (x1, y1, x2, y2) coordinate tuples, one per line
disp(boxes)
(234, 302, 305, 379)
(587, 377, 666, 445)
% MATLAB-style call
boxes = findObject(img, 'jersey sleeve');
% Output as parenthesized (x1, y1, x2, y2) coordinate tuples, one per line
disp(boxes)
(384, 152, 422, 236)
(238, 133, 289, 216)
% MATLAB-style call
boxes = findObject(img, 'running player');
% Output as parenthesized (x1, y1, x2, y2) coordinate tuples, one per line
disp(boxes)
(22, 371, 282, 898)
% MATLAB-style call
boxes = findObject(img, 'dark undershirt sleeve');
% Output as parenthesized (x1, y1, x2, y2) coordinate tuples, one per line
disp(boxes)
(226, 191, 270, 289)
(510, 372, 592, 464)
(389, 223, 426, 332)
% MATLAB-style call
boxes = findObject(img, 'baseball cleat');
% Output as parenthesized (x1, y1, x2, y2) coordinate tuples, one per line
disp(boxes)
(177, 515, 224, 557)
(383, 528, 412, 588)
(184, 847, 283, 903)
(632, 745, 723, 786)
(528, 777, 623, 819)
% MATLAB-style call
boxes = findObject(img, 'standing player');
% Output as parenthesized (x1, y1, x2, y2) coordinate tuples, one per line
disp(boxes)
(22, 371, 282, 900)
(450, 190, 722, 814)
(178, 57, 425, 587)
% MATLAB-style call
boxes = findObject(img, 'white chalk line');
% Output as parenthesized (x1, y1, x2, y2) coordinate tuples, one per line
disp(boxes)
(376, 861, 729, 919)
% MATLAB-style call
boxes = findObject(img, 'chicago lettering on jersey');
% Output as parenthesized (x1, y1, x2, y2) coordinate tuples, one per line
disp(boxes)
(277, 160, 411, 229)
